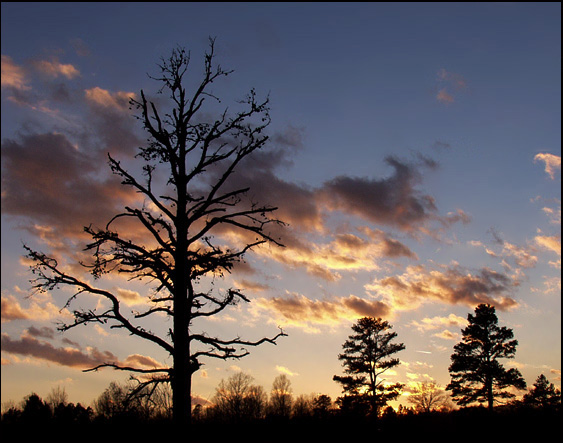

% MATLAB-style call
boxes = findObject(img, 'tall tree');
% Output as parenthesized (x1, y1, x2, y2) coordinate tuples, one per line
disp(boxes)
(333, 317, 405, 417)
(447, 304, 526, 411)
(24, 38, 286, 428)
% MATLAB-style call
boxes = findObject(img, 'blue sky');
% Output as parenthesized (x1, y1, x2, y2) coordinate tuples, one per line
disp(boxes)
(1, 2, 560, 408)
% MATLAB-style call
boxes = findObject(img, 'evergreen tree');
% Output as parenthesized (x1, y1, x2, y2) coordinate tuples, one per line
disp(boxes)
(333, 317, 405, 417)
(447, 304, 526, 410)
(522, 374, 561, 409)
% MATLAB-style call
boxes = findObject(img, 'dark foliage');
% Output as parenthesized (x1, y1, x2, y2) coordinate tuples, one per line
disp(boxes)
(447, 304, 526, 410)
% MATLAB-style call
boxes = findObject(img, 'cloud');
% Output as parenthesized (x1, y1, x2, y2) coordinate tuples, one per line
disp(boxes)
(410, 313, 467, 333)
(275, 365, 299, 377)
(25, 326, 56, 340)
(1, 294, 68, 323)
(116, 288, 145, 306)
(1, 132, 139, 249)
(235, 279, 272, 292)
(436, 88, 454, 104)
(1, 55, 30, 90)
(534, 153, 561, 180)
(436, 69, 467, 104)
(122, 354, 163, 369)
(1, 330, 164, 371)
(252, 292, 391, 333)
(432, 329, 459, 340)
(32, 60, 80, 79)
(317, 156, 439, 232)
(534, 234, 561, 256)
(366, 263, 519, 312)
(535, 233, 561, 268)
(0, 333, 119, 369)
(85, 87, 135, 112)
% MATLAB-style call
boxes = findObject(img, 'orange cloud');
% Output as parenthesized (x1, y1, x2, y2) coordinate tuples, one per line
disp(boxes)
(535, 234, 561, 256)
(252, 292, 391, 333)
(33, 60, 80, 79)
(85, 87, 136, 112)
(436, 69, 467, 104)
(1, 294, 69, 323)
(0, 333, 118, 369)
(1, 55, 30, 90)
(410, 313, 467, 333)
(366, 263, 519, 312)
(275, 365, 299, 376)
(534, 153, 561, 180)
(122, 354, 164, 369)
(436, 88, 454, 104)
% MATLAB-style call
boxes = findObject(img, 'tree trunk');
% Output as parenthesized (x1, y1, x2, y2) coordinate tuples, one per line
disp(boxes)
(486, 376, 494, 411)
(173, 149, 192, 428)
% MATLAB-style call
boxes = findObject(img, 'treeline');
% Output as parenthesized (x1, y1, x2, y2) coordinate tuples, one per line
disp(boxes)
(1, 372, 560, 442)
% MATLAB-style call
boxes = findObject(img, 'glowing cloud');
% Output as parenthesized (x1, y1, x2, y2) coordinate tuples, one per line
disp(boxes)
(33, 60, 80, 79)
(85, 87, 136, 112)
(1, 55, 30, 90)
(534, 153, 561, 180)
(366, 263, 519, 312)
(276, 365, 299, 377)
(253, 293, 391, 333)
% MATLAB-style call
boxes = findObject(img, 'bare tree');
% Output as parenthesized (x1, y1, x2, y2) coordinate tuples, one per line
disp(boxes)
(268, 374, 293, 418)
(407, 381, 452, 413)
(24, 38, 286, 428)
(211, 371, 267, 421)
(46, 386, 68, 411)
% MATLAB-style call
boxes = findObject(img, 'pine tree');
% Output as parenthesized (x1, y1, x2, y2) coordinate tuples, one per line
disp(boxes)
(447, 304, 526, 410)
(333, 317, 405, 417)
(522, 374, 561, 409)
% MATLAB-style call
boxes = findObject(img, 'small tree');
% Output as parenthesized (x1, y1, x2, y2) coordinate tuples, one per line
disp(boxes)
(407, 381, 451, 413)
(312, 394, 332, 419)
(24, 38, 286, 428)
(268, 374, 293, 418)
(46, 386, 68, 412)
(522, 374, 561, 409)
(211, 371, 267, 422)
(333, 317, 405, 417)
(447, 304, 526, 411)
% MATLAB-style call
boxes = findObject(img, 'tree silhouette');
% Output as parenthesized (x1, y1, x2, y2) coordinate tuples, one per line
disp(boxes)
(407, 381, 452, 413)
(24, 38, 286, 428)
(446, 304, 526, 411)
(522, 374, 561, 409)
(211, 371, 267, 421)
(269, 374, 293, 418)
(333, 317, 405, 417)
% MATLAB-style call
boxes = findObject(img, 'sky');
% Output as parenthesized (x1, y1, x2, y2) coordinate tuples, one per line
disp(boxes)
(1, 2, 561, 410)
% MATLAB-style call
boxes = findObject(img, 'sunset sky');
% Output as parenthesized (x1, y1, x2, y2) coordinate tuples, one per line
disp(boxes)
(1, 2, 560, 409)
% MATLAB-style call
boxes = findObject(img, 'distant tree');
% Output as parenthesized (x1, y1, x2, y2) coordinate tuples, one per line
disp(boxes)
(292, 394, 314, 419)
(211, 372, 267, 421)
(53, 402, 93, 425)
(24, 37, 286, 429)
(407, 381, 451, 413)
(268, 374, 293, 418)
(312, 394, 332, 419)
(333, 317, 405, 417)
(447, 304, 526, 411)
(522, 374, 561, 409)
(21, 393, 51, 424)
(46, 385, 68, 411)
